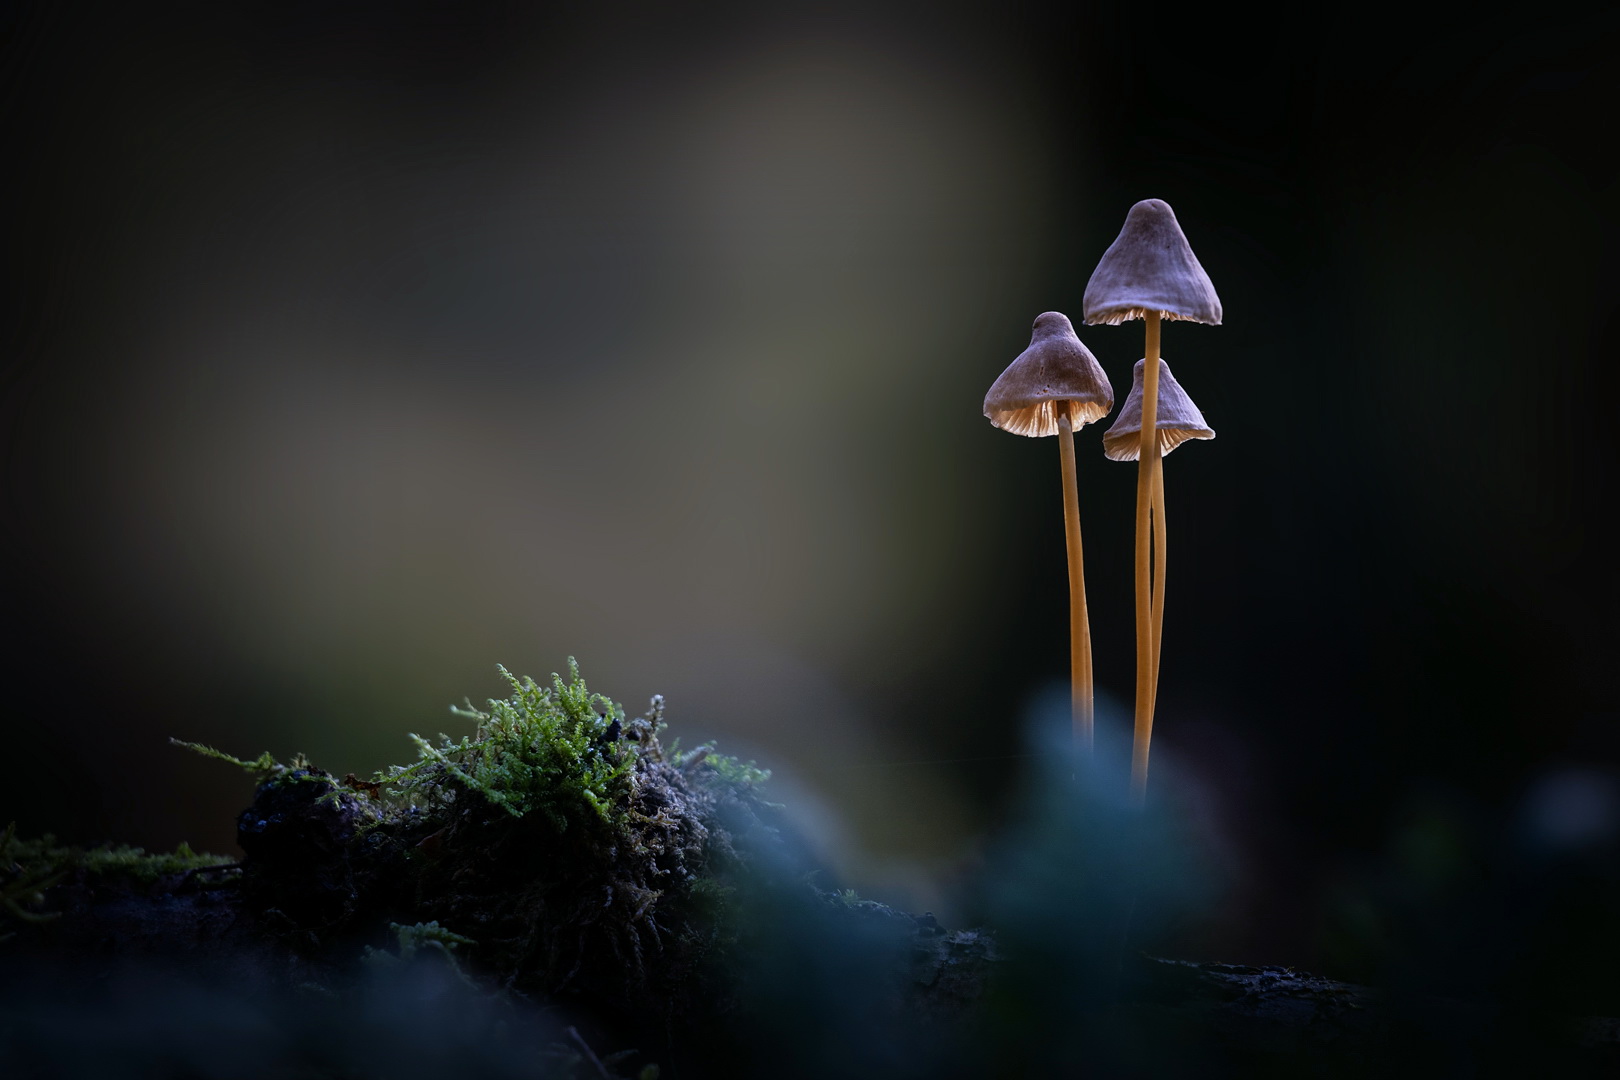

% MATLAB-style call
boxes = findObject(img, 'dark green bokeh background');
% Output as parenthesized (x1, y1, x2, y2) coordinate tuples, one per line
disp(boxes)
(6, 1, 1618, 994)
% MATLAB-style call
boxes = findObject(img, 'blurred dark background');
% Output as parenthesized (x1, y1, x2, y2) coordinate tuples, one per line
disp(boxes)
(6, 1, 1618, 994)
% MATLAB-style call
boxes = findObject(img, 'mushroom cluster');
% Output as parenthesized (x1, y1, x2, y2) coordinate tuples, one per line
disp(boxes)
(1085, 199, 1221, 801)
(984, 199, 1219, 802)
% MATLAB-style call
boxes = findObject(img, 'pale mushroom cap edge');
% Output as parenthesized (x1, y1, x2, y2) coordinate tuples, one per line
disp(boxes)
(984, 312, 1114, 438)
(1101, 357, 1216, 460)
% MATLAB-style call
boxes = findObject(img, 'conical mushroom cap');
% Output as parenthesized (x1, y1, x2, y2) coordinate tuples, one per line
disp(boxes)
(984, 312, 1114, 437)
(1082, 199, 1222, 326)
(1102, 358, 1215, 460)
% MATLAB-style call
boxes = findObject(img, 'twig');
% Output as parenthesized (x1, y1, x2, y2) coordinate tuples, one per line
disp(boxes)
(567, 1025, 613, 1080)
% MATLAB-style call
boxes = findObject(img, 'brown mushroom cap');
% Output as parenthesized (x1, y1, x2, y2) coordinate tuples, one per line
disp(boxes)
(984, 312, 1114, 437)
(1102, 358, 1215, 460)
(1082, 199, 1222, 326)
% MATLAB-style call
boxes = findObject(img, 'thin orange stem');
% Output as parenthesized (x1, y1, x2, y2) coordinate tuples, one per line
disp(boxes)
(1151, 461, 1166, 717)
(1131, 314, 1162, 805)
(1057, 410, 1093, 753)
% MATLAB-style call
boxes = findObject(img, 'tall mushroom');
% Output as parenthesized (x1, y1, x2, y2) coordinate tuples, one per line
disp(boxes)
(1103, 358, 1215, 793)
(984, 312, 1114, 751)
(1083, 199, 1221, 802)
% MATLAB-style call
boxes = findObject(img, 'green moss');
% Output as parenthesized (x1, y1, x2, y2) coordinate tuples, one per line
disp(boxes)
(693, 749, 771, 788)
(74, 841, 236, 881)
(2, 823, 235, 886)
(382, 659, 636, 831)
(166, 742, 310, 781)
(165, 659, 780, 1014)
(177, 660, 672, 838)
(1, 821, 236, 940)
(362, 920, 478, 970)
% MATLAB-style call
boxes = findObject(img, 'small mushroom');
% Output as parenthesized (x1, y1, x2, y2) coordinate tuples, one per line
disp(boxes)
(1103, 358, 1215, 793)
(1102, 358, 1217, 461)
(984, 312, 1114, 750)
(1084, 199, 1220, 802)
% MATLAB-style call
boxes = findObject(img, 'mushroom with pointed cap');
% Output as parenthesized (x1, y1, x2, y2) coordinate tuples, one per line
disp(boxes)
(1102, 358, 1216, 460)
(984, 312, 1114, 750)
(1083, 199, 1221, 803)
(1103, 357, 1214, 793)
(1082, 199, 1222, 328)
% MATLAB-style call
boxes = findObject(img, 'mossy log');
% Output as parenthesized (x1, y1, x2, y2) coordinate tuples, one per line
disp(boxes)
(5, 666, 1618, 1077)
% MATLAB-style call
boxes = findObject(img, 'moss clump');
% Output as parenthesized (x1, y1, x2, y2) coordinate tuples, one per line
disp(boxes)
(174, 659, 787, 1032)
(384, 661, 637, 829)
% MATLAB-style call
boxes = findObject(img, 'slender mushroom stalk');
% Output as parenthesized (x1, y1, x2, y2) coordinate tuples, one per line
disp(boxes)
(1151, 462, 1166, 705)
(984, 312, 1114, 751)
(1084, 199, 1221, 803)
(1102, 358, 1216, 796)
(1056, 410, 1089, 743)
(1135, 315, 1162, 789)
